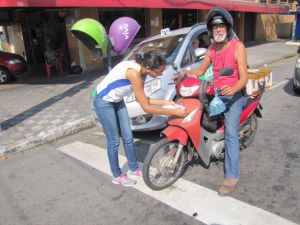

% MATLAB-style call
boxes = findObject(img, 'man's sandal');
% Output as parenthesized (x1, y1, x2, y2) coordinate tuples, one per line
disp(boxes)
(218, 178, 239, 197)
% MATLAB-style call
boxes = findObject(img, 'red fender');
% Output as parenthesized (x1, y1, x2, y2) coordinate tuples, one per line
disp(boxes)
(240, 98, 260, 123)
(161, 126, 188, 145)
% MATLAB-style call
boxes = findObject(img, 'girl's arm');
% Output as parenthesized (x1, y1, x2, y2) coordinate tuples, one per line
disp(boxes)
(126, 69, 187, 117)
(149, 98, 175, 106)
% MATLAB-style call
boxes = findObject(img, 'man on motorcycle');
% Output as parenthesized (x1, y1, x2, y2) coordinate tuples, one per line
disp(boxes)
(176, 7, 248, 196)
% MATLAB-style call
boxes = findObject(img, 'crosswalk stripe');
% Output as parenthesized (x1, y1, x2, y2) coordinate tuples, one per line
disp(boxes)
(58, 141, 297, 225)
(269, 80, 289, 90)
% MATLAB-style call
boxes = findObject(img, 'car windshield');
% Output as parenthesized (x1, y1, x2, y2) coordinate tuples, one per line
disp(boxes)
(124, 34, 186, 64)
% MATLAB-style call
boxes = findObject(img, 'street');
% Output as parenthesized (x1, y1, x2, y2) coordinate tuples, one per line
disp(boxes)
(0, 55, 300, 225)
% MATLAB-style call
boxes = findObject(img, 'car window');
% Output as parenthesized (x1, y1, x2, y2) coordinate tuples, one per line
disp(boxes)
(199, 32, 211, 48)
(124, 34, 186, 64)
(181, 47, 193, 67)
(192, 32, 210, 50)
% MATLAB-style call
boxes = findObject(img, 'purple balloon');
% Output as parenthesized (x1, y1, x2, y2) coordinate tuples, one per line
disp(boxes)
(109, 17, 140, 54)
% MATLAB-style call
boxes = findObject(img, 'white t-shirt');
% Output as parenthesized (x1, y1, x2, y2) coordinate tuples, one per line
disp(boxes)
(96, 60, 141, 102)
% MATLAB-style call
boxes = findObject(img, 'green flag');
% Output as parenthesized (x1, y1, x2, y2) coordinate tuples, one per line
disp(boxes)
(199, 64, 214, 81)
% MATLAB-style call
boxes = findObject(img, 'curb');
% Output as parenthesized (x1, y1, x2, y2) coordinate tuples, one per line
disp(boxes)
(286, 41, 300, 46)
(249, 51, 298, 68)
(0, 116, 96, 157)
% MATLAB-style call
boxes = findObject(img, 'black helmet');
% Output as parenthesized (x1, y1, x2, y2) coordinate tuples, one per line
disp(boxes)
(206, 7, 234, 39)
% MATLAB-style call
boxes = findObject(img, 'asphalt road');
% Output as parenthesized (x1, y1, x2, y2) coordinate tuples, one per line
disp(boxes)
(0, 55, 299, 225)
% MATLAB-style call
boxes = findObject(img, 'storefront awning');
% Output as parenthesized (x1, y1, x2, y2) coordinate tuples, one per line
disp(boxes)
(288, 11, 300, 15)
(2, 0, 289, 13)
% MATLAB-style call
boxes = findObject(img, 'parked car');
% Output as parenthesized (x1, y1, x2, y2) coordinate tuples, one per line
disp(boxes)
(294, 54, 300, 94)
(0, 51, 27, 84)
(123, 23, 211, 131)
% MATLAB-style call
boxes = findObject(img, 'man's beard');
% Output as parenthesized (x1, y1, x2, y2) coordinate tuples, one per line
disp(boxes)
(213, 32, 227, 43)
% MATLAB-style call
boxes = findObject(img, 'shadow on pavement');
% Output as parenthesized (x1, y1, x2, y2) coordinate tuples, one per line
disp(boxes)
(283, 78, 300, 96)
(16, 55, 124, 85)
(1, 79, 95, 132)
(133, 130, 162, 162)
(11, 64, 108, 85)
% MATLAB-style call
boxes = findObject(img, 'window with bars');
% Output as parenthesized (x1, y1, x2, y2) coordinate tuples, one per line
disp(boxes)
(288, 0, 293, 9)
(280, 0, 287, 6)
(162, 9, 198, 30)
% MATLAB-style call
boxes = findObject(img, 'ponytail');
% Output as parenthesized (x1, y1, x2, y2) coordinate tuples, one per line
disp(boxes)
(135, 54, 144, 65)
(135, 51, 166, 70)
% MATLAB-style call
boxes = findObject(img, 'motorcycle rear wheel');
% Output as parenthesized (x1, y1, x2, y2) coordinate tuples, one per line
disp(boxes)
(240, 114, 258, 149)
(142, 138, 187, 191)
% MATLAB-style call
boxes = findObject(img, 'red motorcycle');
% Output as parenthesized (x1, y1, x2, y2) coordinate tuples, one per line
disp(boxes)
(142, 67, 263, 190)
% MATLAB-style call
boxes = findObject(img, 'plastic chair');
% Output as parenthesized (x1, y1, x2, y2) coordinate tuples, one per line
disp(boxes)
(56, 48, 65, 74)
(45, 59, 54, 79)
(45, 57, 64, 79)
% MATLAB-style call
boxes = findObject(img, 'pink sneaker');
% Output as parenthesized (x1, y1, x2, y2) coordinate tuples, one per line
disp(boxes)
(112, 174, 136, 187)
(127, 168, 143, 178)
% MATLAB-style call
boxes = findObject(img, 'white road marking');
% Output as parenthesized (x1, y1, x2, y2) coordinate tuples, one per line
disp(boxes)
(58, 141, 297, 225)
(269, 80, 289, 90)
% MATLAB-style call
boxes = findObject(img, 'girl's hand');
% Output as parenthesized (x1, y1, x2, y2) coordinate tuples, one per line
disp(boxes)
(174, 105, 188, 117)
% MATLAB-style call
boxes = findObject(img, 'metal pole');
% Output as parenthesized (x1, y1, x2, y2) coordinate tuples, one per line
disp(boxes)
(107, 36, 112, 72)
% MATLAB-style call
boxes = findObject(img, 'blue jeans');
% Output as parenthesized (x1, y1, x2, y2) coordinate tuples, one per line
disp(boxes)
(93, 96, 139, 177)
(220, 92, 245, 178)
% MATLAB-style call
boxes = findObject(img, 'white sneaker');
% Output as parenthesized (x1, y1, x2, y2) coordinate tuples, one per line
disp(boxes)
(112, 174, 137, 187)
(127, 168, 142, 178)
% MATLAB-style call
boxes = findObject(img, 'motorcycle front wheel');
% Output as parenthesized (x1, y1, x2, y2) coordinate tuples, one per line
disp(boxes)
(142, 138, 187, 191)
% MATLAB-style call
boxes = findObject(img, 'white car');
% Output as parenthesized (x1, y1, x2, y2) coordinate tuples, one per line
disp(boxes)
(123, 23, 211, 131)
(294, 54, 300, 94)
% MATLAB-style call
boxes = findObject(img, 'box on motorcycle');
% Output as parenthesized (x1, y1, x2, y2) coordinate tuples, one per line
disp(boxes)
(245, 68, 272, 96)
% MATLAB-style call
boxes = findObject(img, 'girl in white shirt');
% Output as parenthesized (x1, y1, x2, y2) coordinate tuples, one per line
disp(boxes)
(93, 51, 187, 186)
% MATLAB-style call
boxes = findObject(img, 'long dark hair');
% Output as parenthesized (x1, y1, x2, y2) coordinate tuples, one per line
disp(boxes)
(135, 51, 166, 70)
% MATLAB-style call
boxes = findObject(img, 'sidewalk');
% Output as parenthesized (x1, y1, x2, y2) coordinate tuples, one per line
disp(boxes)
(0, 39, 299, 156)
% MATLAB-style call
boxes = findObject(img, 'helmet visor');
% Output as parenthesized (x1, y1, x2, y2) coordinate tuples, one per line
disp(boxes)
(211, 15, 225, 25)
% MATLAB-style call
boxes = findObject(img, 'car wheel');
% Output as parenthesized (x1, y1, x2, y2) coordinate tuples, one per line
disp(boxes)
(0, 67, 12, 84)
(293, 82, 300, 94)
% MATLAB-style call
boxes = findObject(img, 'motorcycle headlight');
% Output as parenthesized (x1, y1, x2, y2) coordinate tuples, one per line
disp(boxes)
(126, 78, 162, 103)
(179, 84, 199, 97)
(8, 59, 22, 64)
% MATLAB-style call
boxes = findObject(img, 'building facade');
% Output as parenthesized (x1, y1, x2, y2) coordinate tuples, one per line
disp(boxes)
(0, 0, 296, 72)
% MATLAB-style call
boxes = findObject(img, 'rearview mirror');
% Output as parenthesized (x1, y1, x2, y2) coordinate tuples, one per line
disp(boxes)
(195, 48, 207, 60)
(219, 66, 233, 76)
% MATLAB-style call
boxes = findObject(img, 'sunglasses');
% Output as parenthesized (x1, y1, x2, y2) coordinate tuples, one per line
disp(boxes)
(212, 24, 226, 30)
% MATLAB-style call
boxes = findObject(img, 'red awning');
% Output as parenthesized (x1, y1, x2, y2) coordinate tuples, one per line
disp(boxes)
(2, 0, 289, 13)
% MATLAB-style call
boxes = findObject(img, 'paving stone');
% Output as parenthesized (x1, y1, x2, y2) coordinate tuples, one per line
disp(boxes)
(31, 126, 44, 131)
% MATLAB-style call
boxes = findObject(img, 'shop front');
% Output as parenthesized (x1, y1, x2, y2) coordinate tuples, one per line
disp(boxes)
(0, 1, 290, 74)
